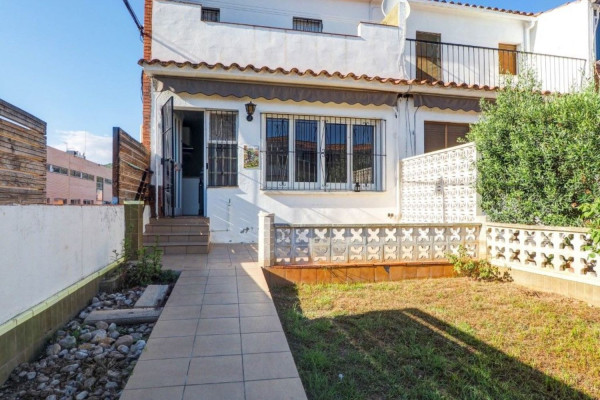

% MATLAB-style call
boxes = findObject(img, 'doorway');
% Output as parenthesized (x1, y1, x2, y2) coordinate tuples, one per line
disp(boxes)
(179, 111, 205, 216)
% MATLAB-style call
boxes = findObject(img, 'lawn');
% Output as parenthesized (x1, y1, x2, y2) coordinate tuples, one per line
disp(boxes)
(271, 278, 600, 400)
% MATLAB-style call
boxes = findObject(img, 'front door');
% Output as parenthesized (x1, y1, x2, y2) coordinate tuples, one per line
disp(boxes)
(161, 97, 175, 217)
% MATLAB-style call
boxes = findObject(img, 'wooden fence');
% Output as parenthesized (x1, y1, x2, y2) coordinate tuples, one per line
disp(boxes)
(112, 127, 152, 203)
(0, 99, 47, 204)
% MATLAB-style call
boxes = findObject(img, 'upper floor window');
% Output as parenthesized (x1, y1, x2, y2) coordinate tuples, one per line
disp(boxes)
(262, 114, 386, 191)
(47, 164, 68, 175)
(424, 122, 470, 153)
(201, 7, 220, 22)
(293, 17, 323, 33)
(499, 43, 517, 75)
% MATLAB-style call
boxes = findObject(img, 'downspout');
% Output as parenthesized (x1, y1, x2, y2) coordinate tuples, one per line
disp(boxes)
(524, 19, 537, 52)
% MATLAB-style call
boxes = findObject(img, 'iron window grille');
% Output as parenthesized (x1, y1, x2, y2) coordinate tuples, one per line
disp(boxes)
(201, 7, 220, 22)
(261, 114, 386, 191)
(293, 17, 323, 33)
(208, 110, 238, 187)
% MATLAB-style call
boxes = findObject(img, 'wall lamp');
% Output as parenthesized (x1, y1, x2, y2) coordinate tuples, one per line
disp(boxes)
(245, 101, 256, 122)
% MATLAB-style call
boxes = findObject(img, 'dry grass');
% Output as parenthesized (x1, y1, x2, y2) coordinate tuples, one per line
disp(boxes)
(272, 278, 600, 400)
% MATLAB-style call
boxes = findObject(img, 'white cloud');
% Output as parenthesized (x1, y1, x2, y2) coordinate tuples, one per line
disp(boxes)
(49, 130, 112, 165)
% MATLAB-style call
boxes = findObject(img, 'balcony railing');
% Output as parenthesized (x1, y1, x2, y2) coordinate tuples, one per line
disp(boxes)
(405, 39, 588, 93)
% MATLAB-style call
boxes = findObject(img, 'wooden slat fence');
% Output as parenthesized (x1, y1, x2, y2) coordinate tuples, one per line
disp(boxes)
(0, 99, 47, 204)
(112, 127, 152, 203)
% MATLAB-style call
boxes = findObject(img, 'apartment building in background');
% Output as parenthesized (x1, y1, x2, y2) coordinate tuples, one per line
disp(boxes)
(46, 146, 113, 205)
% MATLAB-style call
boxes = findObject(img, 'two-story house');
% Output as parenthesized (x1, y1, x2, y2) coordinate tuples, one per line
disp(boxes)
(138, 0, 599, 243)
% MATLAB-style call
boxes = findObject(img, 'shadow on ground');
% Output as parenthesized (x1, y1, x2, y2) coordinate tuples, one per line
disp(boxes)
(272, 285, 593, 400)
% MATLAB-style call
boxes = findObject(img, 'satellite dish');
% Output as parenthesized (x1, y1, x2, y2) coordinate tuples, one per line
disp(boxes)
(382, 0, 411, 18)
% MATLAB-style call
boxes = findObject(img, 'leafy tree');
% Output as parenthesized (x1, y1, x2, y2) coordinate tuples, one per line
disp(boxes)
(467, 73, 600, 226)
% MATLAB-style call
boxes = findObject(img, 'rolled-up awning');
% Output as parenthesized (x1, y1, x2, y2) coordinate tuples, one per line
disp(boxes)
(413, 94, 491, 112)
(155, 76, 399, 107)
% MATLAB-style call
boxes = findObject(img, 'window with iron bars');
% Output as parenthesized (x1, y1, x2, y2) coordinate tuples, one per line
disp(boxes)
(208, 111, 238, 187)
(261, 114, 385, 191)
(293, 17, 323, 33)
(201, 7, 220, 22)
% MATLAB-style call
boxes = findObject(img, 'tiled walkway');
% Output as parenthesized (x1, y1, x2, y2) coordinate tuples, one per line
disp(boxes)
(121, 244, 307, 400)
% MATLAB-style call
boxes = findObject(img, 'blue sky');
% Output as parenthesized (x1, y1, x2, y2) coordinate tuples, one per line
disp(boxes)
(0, 0, 568, 164)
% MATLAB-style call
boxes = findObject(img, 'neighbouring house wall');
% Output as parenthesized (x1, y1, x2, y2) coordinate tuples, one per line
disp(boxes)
(0, 205, 124, 326)
(533, 1, 592, 67)
(150, 0, 401, 78)
(46, 147, 113, 205)
(407, 3, 526, 49)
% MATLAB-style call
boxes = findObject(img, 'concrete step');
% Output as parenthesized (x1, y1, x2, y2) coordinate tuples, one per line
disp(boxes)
(143, 233, 209, 244)
(84, 308, 162, 326)
(147, 241, 210, 255)
(145, 224, 210, 234)
(149, 217, 209, 226)
(134, 285, 169, 308)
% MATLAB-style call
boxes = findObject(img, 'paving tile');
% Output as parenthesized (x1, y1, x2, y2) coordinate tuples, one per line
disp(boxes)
(187, 355, 243, 385)
(121, 386, 185, 400)
(209, 269, 236, 277)
(207, 276, 237, 285)
(205, 284, 238, 294)
(240, 316, 283, 333)
(237, 282, 268, 293)
(180, 270, 210, 278)
(200, 304, 239, 319)
(167, 293, 205, 306)
(245, 378, 307, 400)
(139, 336, 195, 360)
(239, 292, 272, 304)
(125, 358, 190, 389)
(203, 293, 239, 305)
(196, 318, 240, 335)
(243, 352, 299, 381)
(151, 319, 199, 338)
(242, 332, 290, 354)
(177, 276, 209, 285)
(183, 382, 244, 400)
(193, 333, 241, 356)
(239, 303, 278, 317)
(171, 284, 206, 296)
(160, 306, 203, 321)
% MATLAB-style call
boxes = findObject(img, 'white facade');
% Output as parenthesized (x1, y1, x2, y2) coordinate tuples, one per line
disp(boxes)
(143, 0, 598, 243)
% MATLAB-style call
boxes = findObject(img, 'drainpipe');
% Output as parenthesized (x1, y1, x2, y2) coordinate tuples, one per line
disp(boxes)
(524, 20, 537, 52)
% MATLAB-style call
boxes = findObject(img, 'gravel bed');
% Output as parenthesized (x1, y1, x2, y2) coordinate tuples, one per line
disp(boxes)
(0, 289, 154, 400)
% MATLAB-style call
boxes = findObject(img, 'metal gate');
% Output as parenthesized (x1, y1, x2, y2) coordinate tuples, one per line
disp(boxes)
(161, 97, 175, 217)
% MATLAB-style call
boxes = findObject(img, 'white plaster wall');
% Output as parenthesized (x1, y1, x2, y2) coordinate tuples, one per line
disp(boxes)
(533, 1, 592, 79)
(166, 0, 382, 35)
(151, 0, 401, 78)
(0, 206, 124, 325)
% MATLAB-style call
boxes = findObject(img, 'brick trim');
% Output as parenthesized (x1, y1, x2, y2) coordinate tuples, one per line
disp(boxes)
(141, 0, 153, 151)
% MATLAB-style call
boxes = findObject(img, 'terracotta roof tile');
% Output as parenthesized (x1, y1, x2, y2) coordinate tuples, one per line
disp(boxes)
(140, 59, 508, 92)
(423, 0, 537, 16)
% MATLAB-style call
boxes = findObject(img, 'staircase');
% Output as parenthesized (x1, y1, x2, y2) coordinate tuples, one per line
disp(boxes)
(143, 217, 210, 255)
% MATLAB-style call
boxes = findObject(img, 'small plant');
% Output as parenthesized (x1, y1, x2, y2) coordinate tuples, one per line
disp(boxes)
(446, 245, 509, 282)
(579, 199, 600, 258)
(123, 244, 178, 287)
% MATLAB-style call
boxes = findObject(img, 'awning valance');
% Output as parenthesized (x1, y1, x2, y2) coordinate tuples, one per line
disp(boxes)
(413, 94, 491, 112)
(155, 77, 399, 107)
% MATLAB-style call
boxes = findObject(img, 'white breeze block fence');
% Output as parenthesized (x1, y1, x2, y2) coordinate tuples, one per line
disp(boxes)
(0, 205, 124, 325)
(400, 143, 478, 224)
(486, 223, 598, 284)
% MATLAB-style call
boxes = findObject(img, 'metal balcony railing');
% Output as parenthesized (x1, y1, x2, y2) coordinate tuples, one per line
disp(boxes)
(405, 39, 588, 93)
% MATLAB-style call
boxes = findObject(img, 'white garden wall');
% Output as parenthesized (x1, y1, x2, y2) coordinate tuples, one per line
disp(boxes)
(0, 205, 124, 325)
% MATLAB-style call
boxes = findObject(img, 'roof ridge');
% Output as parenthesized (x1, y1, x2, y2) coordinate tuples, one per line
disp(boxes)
(420, 0, 538, 17)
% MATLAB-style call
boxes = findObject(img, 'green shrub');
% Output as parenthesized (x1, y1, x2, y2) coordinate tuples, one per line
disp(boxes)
(579, 199, 600, 258)
(446, 246, 509, 282)
(467, 73, 600, 227)
(123, 245, 178, 287)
